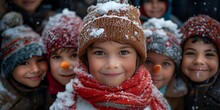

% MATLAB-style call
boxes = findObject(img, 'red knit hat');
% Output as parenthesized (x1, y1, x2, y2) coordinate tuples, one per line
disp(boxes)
(180, 15, 220, 49)
(42, 9, 83, 56)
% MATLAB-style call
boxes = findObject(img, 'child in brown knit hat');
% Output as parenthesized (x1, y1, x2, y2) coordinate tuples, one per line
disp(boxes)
(180, 15, 220, 110)
(50, 0, 168, 109)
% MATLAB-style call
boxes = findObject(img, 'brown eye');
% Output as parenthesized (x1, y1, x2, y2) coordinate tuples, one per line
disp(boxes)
(71, 53, 77, 58)
(52, 55, 61, 59)
(94, 51, 105, 55)
(119, 50, 129, 55)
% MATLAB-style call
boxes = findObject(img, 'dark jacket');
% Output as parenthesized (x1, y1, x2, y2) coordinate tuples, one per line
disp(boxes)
(184, 72, 220, 110)
(55, 0, 96, 18)
(164, 76, 187, 110)
(130, 0, 182, 27)
(3, 1, 54, 34)
(0, 76, 51, 110)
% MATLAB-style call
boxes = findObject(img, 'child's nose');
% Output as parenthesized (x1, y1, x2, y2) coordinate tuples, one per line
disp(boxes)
(152, 64, 162, 73)
(60, 61, 71, 70)
(30, 64, 40, 73)
(105, 56, 119, 69)
(194, 55, 204, 65)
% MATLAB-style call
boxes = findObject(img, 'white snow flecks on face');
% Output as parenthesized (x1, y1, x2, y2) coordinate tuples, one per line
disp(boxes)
(195, 71, 201, 80)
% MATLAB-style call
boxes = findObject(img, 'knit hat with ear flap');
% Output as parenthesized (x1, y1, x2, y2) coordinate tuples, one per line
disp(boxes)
(79, 0, 146, 65)
(0, 12, 45, 77)
(180, 15, 220, 49)
(142, 18, 182, 66)
(42, 9, 83, 57)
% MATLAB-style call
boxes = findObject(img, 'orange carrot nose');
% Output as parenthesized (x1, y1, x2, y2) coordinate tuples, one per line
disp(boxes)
(153, 64, 162, 73)
(60, 61, 71, 69)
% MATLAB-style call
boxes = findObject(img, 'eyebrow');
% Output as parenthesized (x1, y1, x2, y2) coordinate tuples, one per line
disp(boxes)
(184, 48, 217, 52)
(205, 49, 217, 52)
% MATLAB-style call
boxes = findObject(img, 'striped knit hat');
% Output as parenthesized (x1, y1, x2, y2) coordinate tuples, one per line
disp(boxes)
(142, 18, 182, 66)
(0, 24, 45, 77)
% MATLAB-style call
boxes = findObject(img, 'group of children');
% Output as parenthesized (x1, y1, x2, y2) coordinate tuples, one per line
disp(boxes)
(0, 0, 220, 110)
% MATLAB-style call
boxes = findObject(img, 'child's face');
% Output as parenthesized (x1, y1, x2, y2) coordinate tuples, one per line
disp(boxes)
(143, 0, 166, 18)
(182, 38, 219, 82)
(50, 48, 79, 85)
(12, 0, 43, 14)
(12, 56, 48, 87)
(145, 51, 175, 89)
(87, 41, 138, 87)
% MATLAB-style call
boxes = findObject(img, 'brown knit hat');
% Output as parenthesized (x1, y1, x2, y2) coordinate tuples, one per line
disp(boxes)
(180, 15, 220, 49)
(79, 0, 146, 65)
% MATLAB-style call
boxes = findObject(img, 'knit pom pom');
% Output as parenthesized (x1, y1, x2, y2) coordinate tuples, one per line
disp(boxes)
(0, 11, 23, 31)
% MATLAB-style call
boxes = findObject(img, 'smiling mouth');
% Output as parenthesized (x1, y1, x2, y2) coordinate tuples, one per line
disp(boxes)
(27, 75, 41, 80)
(59, 74, 75, 78)
(102, 73, 122, 77)
(152, 79, 161, 83)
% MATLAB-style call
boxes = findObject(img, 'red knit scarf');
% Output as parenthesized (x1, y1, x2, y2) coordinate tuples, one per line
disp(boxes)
(47, 72, 65, 95)
(71, 64, 167, 110)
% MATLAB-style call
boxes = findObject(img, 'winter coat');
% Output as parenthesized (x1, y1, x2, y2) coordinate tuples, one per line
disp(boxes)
(3, 1, 55, 34)
(164, 76, 187, 110)
(184, 72, 220, 110)
(130, 0, 182, 27)
(0, 76, 51, 110)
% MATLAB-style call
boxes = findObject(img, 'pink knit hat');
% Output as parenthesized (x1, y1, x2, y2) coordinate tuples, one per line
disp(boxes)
(42, 9, 83, 56)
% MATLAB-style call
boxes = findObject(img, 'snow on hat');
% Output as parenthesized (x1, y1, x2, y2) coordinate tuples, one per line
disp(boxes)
(142, 18, 182, 65)
(79, 0, 146, 65)
(0, 11, 23, 31)
(42, 9, 83, 56)
(180, 15, 220, 49)
(0, 25, 45, 77)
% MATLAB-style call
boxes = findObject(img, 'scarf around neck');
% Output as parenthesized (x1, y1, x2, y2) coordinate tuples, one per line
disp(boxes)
(47, 72, 65, 95)
(71, 64, 167, 110)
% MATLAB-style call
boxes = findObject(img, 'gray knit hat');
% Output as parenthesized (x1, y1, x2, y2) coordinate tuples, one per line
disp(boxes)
(0, 12, 46, 77)
(142, 18, 182, 66)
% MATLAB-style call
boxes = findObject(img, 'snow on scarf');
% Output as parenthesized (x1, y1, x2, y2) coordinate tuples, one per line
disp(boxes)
(50, 64, 168, 110)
